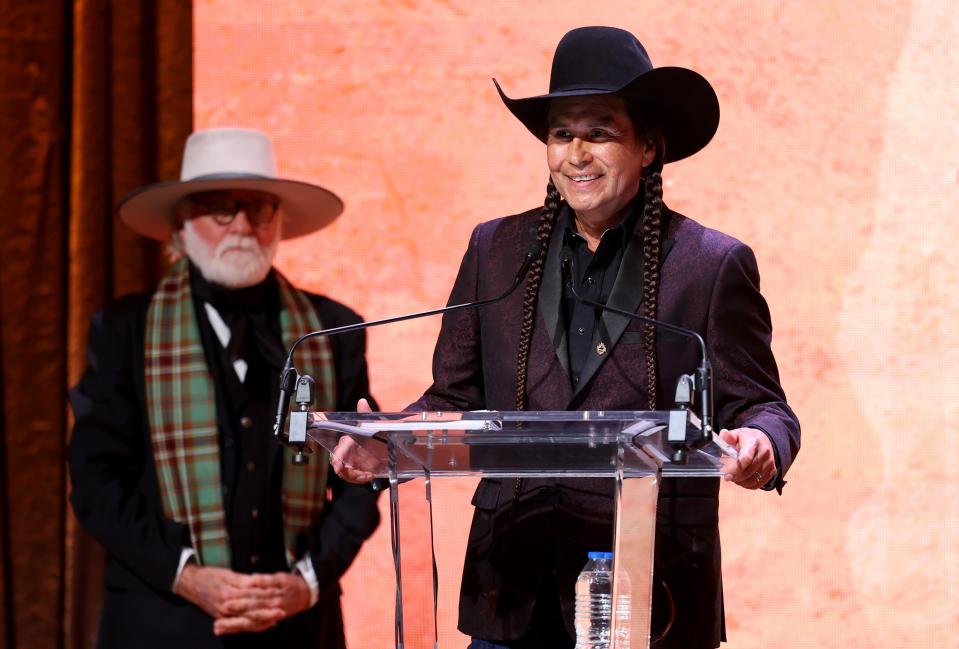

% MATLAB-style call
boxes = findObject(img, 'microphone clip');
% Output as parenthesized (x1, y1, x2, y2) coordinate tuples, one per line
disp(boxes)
(668, 374, 696, 463)
(274, 359, 314, 465)
(287, 374, 315, 465)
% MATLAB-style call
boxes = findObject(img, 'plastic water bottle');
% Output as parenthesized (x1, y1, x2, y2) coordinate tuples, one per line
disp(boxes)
(574, 551, 613, 648)
(612, 554, 631, 649)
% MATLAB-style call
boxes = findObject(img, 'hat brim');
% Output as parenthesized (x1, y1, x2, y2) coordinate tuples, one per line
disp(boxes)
(117, 176, 344, 241)
(495, 66, 719, 164)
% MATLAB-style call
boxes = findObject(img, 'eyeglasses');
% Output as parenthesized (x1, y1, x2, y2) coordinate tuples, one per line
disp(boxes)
(187, 196, 279, 227)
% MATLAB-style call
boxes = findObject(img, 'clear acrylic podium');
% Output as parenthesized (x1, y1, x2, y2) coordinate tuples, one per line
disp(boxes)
(308, 410, 732, 649)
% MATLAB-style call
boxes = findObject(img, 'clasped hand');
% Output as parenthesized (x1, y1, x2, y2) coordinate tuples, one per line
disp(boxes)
(174, 564, 310, 635)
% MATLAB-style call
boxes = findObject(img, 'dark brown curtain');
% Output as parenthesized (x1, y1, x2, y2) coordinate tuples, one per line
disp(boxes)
(0, 1, 192, 647)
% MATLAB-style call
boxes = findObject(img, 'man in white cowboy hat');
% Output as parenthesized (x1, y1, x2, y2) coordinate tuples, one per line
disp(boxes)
(69, 127, 380, 648)
(332, 26, 800, 648)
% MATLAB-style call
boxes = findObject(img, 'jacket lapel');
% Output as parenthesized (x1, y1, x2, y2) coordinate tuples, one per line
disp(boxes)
(537, 212, 570, 376)
(662, 237, 675, 261)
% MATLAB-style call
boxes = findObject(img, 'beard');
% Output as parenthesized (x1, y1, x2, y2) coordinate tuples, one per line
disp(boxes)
(180, 220, 279, 288)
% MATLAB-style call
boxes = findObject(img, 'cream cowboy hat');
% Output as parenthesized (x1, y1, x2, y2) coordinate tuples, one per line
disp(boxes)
(117, 128, 343, 240)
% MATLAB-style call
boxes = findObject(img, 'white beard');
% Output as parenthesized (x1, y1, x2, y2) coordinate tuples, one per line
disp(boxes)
(180, 220, 279, 288)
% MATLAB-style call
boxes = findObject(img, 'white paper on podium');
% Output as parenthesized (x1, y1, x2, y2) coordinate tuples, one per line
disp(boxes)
(309, 418, 500, 437)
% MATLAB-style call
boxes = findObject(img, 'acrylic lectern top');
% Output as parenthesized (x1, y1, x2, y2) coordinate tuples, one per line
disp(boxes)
(307, 410, 734, 480)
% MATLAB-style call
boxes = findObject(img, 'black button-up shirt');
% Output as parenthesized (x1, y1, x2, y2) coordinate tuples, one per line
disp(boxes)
(561, 205, 641, 386)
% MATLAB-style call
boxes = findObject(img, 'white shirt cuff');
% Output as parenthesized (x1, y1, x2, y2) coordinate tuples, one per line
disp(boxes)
(293, 555, 320, 607)
(172, 547, 196, 591)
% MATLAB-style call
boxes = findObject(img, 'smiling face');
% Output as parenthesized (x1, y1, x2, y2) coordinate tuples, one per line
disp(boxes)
(177, 189, 282, 288)
(547, 95, 656, 230)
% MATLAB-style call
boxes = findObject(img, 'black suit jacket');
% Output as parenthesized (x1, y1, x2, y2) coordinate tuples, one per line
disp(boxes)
(68, 280, 380, 648)
(412, 207, 800, 647)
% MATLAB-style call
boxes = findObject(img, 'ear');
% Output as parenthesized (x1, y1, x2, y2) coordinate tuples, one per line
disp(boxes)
(642, 138, 657, 168)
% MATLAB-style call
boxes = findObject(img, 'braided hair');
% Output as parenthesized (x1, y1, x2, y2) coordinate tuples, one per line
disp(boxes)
(639, 165, 664, 409)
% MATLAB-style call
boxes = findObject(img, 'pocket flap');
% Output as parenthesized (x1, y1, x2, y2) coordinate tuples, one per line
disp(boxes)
(470, 478, 503, 511)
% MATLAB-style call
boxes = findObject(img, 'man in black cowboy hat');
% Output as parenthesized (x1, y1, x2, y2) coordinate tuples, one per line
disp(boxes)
(69, 128, 380, 648)
(333, 26, 799, 648)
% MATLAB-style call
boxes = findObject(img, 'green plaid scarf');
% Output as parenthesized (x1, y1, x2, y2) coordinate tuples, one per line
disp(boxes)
(145, 258, 335, 568)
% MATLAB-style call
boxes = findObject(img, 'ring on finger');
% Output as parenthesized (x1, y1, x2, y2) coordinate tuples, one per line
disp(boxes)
(753, 471, 763, 483)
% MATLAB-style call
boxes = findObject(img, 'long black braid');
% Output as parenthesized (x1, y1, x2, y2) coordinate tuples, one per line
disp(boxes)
(639, 167, 664, 409)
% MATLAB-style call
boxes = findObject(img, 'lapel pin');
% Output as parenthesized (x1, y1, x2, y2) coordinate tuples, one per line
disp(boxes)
(596, 342, 607, 356)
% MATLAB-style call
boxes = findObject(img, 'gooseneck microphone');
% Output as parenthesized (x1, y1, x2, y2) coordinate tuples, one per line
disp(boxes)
(273, 242, 542, 462)
(559, 247, 714, 458)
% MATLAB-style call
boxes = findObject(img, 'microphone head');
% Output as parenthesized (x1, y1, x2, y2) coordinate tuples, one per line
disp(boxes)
(525, 240, 542, 260)
(513, 241, 543, 282)
(559, 246, 574, 287)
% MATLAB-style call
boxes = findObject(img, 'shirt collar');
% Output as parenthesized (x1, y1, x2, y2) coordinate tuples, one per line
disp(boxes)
(561, 195, 644, 250)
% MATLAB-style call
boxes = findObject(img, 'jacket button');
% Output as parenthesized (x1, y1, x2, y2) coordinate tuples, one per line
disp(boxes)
(247, 461, 256, 473)
(240, 416, 253, 429)
(251, 508, 259, 520)
(250, 555, 259, 566)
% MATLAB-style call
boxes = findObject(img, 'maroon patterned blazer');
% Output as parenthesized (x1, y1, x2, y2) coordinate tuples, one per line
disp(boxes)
(411, 204, 800, 647)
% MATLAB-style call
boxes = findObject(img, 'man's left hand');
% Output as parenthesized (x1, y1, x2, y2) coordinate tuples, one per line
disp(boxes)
(718, 427, 777, 490)
(213, 572, 311, 636)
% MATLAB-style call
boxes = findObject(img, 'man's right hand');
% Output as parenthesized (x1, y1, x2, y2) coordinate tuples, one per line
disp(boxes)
(329, 398, 384, 484)
(173, 564, 284, 631)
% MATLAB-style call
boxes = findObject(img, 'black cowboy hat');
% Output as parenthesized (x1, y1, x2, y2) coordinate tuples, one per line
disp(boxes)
(494, 26, 719, 163)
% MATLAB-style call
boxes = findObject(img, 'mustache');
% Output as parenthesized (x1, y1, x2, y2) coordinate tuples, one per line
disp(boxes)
(213, 234, 263, 257)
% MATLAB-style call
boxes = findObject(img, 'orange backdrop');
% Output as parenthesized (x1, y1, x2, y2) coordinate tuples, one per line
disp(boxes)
(195, 1, 959, 647)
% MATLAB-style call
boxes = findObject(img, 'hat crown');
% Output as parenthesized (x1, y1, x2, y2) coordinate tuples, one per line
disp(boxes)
(549, 26, 653, 93)
(180, 128, 279, 181)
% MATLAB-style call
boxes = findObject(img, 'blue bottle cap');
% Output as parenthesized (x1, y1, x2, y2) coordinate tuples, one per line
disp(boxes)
(605, 552, 614, 560)
(587, 551, 605, 559)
